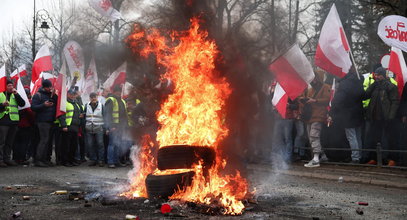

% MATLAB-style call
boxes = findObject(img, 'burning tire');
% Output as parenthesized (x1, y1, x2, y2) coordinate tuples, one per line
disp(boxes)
(145, 171, 195, 199)
(157, 145, 216, 170)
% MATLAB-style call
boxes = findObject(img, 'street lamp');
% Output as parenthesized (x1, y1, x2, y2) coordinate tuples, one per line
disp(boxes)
(32, 0, 51, 61)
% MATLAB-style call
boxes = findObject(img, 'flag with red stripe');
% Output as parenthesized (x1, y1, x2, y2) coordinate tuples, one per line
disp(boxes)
(272, 83, 288, 118)
(269, 44, 314, 100)
(388, 47, 407, 96)
(315, 4, 352, 78)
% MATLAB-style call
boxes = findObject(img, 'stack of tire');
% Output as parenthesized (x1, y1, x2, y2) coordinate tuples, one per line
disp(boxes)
(145, 145, 216, 199)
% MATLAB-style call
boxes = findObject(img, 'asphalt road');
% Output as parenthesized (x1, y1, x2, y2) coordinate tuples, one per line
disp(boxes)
(0, 163, 406, 219)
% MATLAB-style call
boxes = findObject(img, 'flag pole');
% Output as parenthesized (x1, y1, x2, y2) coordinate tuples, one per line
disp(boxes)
(349, 50, 360, 80)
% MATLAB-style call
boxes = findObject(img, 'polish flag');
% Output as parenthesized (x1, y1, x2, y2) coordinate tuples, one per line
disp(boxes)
(315, 4, 352, 78)
(16, 78, 31, 110)
(388, 47, 407, 96)
(102, 62, 126, 92)
(55, 62, 67, 118)
(88, 0, 122, 22)
(11, 64, 27, 80)
(269, 44, 315, 100)
(30, 72, 57, 95)
(272, 83, 288, 118)
(121, 81, 134, 99)
(0, 65, 6, 93)
(32, 45, 53, 85)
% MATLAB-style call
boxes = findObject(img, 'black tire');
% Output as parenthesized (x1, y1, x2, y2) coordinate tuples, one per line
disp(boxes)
(157, 145, 216, 170)
(145, 171, 194, 199)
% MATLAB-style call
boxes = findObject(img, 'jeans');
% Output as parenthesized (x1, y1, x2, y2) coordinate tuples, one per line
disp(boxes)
(107, 131, 123, 165)
(345, 127, 362, 161)
(86, 131, 105, 162)
(272, 117, 294, 162)
(307, 122, 323, 154)
(293, 120, 305, 156)
(35, 122, 53, 163)
(0, 125, 18, 162)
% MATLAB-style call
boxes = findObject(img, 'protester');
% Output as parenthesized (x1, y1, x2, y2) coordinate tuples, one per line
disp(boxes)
(0, 80, 26, 167)
(31, 79, 57, 167)
(329, 69, 365, 163)
(105, 85, 129, 168)
(13, 88, 35, 165)
(363, 67, 400, 166)
(84, 92, 105, 167)
(58, 89, 83, 167)
(302, 69, 331, 168)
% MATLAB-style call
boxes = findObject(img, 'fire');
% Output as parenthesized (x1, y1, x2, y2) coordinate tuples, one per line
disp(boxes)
(125, 18, 248, 215)
(121, 135, 156, 198)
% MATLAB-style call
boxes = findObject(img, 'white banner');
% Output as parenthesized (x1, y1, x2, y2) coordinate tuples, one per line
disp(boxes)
(378, 15, 407, 52)
(82, 57, 99, 104)
(63, 41, 85, 91)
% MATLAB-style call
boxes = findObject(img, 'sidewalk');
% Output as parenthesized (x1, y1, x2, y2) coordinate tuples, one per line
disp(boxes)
(247, 162, 407, 189)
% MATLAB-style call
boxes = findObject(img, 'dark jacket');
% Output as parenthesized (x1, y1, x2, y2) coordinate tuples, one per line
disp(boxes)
(31, 88, 57, 123)
(330, 73, 365, 128)
(364, 79, 399, 121)
(58, 99, 82, 132)
(0, 92, 26, 125)
(399, 82, 407, 118)
(104, 94, 128, 130)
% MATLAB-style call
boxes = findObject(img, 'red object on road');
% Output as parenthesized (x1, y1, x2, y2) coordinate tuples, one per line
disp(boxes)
(160, 203, 172, 214)
(358, 202, 369, 206)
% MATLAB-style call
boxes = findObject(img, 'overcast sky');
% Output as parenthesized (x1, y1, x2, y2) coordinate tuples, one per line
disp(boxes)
(0, 0, 86, 44)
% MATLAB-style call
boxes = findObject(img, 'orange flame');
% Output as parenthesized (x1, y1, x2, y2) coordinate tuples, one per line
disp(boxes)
(121, 135, 156, 198)
(125, 18, 248, 215)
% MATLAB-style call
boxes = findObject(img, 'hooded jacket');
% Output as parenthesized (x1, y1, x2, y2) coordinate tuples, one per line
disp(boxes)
(31, 88, 58, 123)
(364, 79, 399, 121)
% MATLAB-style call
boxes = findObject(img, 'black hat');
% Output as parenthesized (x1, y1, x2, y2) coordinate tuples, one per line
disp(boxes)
(67, 88, 76, 95)
(372, 63, 382, 72)
(42, 79, 52, 88)
(89, 92, 97, 98)
(6, 79, 13, 85)
(112, 85, 122, 93)
(374, 67, 387, 77)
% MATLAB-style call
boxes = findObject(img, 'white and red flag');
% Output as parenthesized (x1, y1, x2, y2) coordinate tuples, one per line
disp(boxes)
(102, 62, 126, 92)
(16, 78, 30, 110)
(88, 0, 121, 22)
(10, 64, 27, 81)
(272, 83, 288, 118)
(121, 81, 134, 99)
(63, 41, 85, 91)
(0, 65, 6, 93)
(315, 4, 352, 78)
(388, 47, 407, 96)
(328, 78, 336, 111)
(82, 57, 99, 104)
(32, 45, 53, 88)
(269, 44, 314, 100)
(31, 72, 57, 96)
(55, 62, 67, 118)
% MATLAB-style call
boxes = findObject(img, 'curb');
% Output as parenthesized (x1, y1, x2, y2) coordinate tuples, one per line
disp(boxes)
(248, 164, 407, 189)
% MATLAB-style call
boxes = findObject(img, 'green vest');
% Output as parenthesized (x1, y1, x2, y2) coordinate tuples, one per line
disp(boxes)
(64, 102, 81, 126)
(106, 97, 127, 124)
(0, 93, 19, 121)
(363, 73, 397, 108)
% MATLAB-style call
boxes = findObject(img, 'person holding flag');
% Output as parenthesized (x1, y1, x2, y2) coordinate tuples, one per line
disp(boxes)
(0, 80, 26, 167)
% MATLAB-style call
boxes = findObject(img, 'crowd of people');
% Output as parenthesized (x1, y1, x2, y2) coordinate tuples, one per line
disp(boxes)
(271, 64, 407, 168)
(0, 79, 139, 168)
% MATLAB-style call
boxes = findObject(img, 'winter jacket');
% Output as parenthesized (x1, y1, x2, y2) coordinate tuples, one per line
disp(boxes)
(58, 99, 83, 132)
(364, 79, 399, 121)
(330, 73, 364, 128)
(305, 83, 331, 124)
(31, 88, 58, 123)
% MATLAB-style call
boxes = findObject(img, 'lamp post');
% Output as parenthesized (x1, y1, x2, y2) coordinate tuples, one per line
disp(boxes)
(32, 0, 51, 61)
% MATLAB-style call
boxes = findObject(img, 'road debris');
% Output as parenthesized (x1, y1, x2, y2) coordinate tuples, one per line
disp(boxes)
(53, 190, 68, 195)
(357, 202, 368, 206)
(125, 214, 140, 220)
(69, 191, 85, 200)
(22, 196, 30, 200)
(12, 211, 21, 218)
(160, 203, 172, 214)
(356, 207, 364, 215)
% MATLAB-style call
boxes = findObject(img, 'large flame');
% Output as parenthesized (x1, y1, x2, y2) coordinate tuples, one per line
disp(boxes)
(125, 18, 248, 215)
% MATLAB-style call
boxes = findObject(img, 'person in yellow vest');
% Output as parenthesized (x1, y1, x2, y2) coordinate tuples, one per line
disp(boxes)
(0, 80, 26, 167)
(58, 89, 84, 167)
(105, 85, 128, 168)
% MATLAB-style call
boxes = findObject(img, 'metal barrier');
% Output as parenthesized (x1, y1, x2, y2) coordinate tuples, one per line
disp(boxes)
(294, 142, 407, 169)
